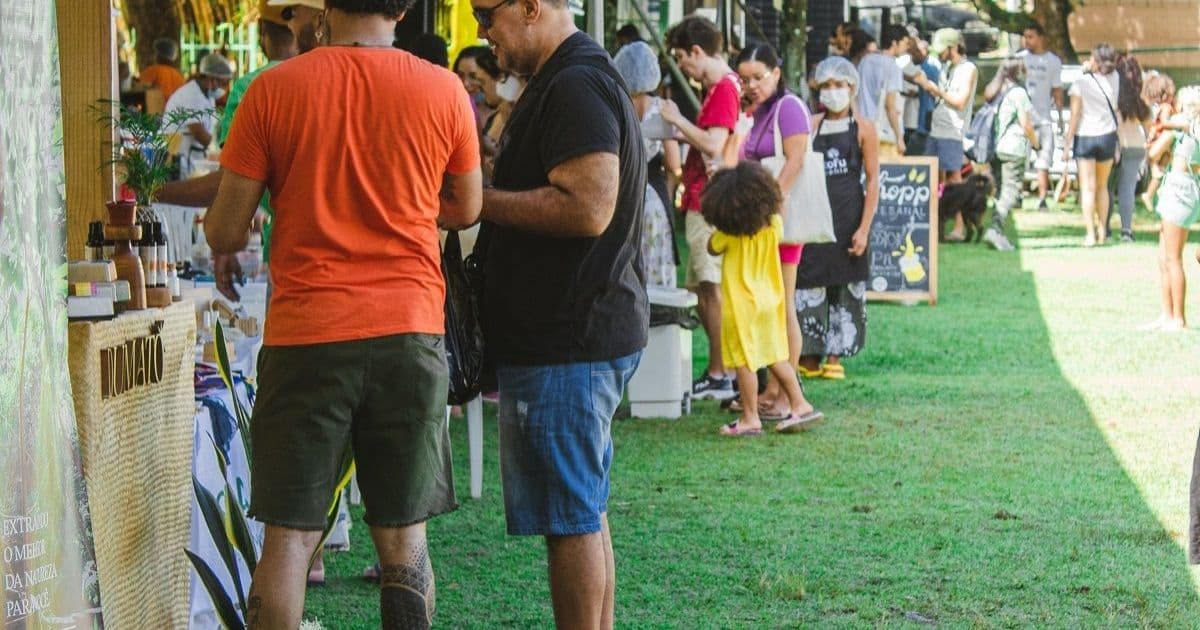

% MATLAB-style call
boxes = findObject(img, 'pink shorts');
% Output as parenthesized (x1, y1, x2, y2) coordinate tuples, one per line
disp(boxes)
(779, 243, 803, 265)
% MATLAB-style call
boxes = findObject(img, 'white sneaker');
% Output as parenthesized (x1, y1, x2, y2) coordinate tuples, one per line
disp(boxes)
(1161, 319, 1187, 333)
(1137, 317, 1168, 331)
(984, 228, 1015, 251)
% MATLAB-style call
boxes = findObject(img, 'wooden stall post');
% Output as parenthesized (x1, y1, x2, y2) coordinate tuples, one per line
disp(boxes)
(57, 1, 118, 261)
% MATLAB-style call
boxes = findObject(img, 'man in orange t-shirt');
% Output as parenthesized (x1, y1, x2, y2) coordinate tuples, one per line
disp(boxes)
(138, 38, 186, 101)
(205, 2, 482, 626)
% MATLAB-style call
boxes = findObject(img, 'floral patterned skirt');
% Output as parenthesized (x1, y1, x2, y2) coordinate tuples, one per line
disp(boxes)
(796, 282, 867, 358)
(642, 184, 677, 288)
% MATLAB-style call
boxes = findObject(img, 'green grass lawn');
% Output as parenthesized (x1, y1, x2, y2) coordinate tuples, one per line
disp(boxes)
(305, 202, 1200, 628)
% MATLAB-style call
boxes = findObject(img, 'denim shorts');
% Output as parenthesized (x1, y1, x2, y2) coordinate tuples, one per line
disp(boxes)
(497, 352, 641, 536)
(925, 136, 964, 172)
(1073, 133, 1118, 162)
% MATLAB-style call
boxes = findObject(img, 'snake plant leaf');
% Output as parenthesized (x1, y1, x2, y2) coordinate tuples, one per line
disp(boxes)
(213, 321, 253, 466)
(186, 549, 246, 630)
(194, 475, 248, 613)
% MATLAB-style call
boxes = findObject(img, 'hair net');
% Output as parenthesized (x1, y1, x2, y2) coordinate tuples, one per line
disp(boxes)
(153, 38, 179, 61)
(199, 53, 234, 80)
(613, 41, 662, 95)
(814, 56, 860, 96)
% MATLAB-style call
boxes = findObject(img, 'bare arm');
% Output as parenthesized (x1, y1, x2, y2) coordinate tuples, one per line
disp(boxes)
(187, 121, 213, 149)
(660, 99, 730, 159)
(885, 92, 905, 152)
(481, 152, 619, 238)
(1148, 128, 1175, 162)
(205, 169, 265, 254)
(1020, 110, 1038, 147)
(776, 132, 808, 199)
(663, 139, 682, 176)
(1063, 93, 1082, 158)
(1052, 86, 1065, 131)
(852, 117, 880, 257)
(156, 170, 222, 206)
(917, 66, 976, 111)
(439, 168, 483, 230)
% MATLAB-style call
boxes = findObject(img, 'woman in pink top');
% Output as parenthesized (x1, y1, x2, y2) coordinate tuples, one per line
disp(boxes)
(736, 43, 813, 418)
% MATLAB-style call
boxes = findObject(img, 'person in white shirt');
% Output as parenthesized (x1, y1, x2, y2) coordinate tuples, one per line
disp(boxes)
(912, 28, 977, 241)
(164, 53, 232, 179)
(856, 24, 909, 157)
(1064, 44, 1120, 247)
(1019, 23, 1063, 211)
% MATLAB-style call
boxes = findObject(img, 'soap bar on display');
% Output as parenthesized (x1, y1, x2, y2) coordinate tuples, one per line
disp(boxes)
(67, 260, 118, 284)
(67, 296, 116, 320)
(69, 280, 132, 302)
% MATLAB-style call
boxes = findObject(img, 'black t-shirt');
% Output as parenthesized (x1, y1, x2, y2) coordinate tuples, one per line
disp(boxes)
(482, 32, 648, 365)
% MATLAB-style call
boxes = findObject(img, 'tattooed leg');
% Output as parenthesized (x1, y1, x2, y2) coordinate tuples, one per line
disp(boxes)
(379, 540, 436, 629)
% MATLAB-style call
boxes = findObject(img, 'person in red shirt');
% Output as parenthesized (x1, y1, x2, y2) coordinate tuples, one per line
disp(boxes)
(205, 1, 481, 626)
(659, 16, 742, 401)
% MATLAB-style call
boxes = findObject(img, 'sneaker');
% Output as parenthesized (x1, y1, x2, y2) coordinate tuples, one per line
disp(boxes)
(692, 374, 736, 401)
(1120, 232, 1135, 243)
(983, 228, 1015, 251)
(1037, 199, 1050, 212)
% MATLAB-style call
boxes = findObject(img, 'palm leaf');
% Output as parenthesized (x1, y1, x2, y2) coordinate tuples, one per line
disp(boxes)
(194, 475, 248, 613)
(186, 549, 246, 630)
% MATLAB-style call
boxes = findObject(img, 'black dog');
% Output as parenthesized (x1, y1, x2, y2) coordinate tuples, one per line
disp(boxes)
(939, 173, 994, 243)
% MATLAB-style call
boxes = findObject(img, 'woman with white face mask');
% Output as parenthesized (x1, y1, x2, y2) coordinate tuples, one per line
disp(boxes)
(473, 49, 521, 182)
(795, 56, 880, 381)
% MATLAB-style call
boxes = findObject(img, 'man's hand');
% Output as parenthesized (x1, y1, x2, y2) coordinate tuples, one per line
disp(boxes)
(848, 226, 870, 256)
(896, 139, 907, 155)
(214, 253, 245, 301)
(659, 99, 683, 126)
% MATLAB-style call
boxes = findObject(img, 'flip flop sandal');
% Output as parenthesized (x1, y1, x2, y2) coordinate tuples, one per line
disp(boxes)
(775, 410, 825, 433)
(797, 366, 823, 379)
(726, 397, 744, 413)
(719, 421, 763, 437)
(821, 364, 846, 380)
(759, 406, 789, 421)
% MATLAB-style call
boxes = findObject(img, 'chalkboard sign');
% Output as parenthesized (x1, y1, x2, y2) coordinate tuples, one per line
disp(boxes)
(866, 156, 939, 305)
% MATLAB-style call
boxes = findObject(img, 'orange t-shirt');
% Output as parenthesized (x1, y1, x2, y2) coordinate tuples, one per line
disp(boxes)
(140, 64, 186, 101)
(221, 48, 480, 346)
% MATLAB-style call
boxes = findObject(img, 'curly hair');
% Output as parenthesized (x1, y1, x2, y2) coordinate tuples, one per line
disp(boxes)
(700, 162, 782, 237)
(327, 0, 417, 19)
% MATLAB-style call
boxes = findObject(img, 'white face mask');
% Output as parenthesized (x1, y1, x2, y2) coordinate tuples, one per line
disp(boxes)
(496, 75, 521, 103)
(206, 87, 226, 101)
(820, 87, 851, 113)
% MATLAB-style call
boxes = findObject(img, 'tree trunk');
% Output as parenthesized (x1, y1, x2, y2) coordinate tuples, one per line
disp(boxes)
(781, 0, 806, 94)
(1033, 0, 1077, 63)
(120, 0, 183, 71)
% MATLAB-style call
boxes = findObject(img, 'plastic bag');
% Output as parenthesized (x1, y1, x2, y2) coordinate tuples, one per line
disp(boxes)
(443, 231, 488, 405)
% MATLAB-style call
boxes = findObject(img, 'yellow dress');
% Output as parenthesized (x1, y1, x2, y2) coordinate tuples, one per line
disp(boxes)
(710, 214, 789, 370)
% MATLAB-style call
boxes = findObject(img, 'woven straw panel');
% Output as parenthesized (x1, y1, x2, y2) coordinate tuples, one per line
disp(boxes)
(68, 301, 197, 629)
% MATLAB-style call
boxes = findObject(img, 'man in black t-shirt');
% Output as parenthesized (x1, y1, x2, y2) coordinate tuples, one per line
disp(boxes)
(472, 0, 648, 624)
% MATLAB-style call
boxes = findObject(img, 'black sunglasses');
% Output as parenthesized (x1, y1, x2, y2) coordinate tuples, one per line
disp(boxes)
(472, 0, 516, 30)
(281, 6, 295, 20)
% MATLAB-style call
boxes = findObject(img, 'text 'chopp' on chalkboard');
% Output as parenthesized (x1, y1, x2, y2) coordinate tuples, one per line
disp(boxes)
(867, 157, 939, 305)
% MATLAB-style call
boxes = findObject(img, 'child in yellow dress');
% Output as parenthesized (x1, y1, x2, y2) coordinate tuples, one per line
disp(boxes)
(701, 162, 824, 436)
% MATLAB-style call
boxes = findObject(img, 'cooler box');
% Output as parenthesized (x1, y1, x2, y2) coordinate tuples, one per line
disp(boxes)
(629, 287, 697, 419)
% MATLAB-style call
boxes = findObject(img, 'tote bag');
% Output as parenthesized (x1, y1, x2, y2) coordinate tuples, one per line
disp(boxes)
(760, 94, 836, 245)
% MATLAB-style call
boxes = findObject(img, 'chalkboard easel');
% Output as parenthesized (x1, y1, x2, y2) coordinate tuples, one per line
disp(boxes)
(866, 156, 939, 306)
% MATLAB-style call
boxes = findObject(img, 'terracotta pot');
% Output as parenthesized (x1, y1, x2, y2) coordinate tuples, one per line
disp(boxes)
(105, 200, 136, 227)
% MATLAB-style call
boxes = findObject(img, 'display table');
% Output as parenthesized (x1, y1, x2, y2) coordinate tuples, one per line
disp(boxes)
(67, 301, 197, 629)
